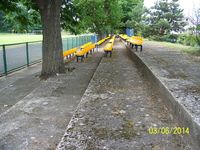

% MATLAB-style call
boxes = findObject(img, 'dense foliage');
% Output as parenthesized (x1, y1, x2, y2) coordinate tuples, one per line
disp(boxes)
(144, 0, 186, 37)
(0, 0, 144, 35)
(119, 0, 144, 34)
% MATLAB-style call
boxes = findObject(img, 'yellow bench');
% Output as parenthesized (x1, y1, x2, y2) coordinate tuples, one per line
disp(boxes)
(63, 48, 77, 59)
(76, 44, 96, 62)
(120, 34, 129, 40)
(95, 36, 111, 50)
(109, 39, 114, 44)
(104, 36, 115, 57)
(128, 36, 143, 51)
(97, 39, 105, 45)
(80, 42, 92, 49)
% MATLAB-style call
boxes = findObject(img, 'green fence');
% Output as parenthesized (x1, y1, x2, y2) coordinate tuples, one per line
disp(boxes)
(0, 34, 96, 76)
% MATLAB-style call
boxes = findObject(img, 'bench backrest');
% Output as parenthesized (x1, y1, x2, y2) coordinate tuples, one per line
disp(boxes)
(104, 43, 113, 51)
(97, 39, 105, 45)
(129, 36, 143, 45)
(80, 42, 92, 49)
(63, 48, 77, 57)
(78, 44, 95, 55)
(132, 36, 143, 41)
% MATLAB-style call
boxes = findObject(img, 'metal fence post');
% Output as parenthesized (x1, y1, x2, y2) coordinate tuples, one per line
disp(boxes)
(2, 45, 8, 75)
(67, 38, 68, 50)
(76, 36, 77, 46)
(72, 37, 74, 48)
(26, 42, 29, 66)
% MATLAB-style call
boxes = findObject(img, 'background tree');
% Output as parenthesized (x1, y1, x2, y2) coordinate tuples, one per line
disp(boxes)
(144, 0, 186, 37)
(4, 3, 41, 33)
(188, 8, 200, 46)
(119, 0, 144, 34)
(0, 0, 70, 77)
(0, 11, 12, 32)
(61, 1, 82, 35)
(73, 0, 122, 39)
(0, 0, 144, 77)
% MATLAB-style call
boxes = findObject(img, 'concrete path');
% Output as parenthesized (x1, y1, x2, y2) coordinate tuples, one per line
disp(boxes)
(127, 40, 200, 149)
(0, 64, 42, 114)
(0, 45, 105, 149)
(57, 39, 193, 150)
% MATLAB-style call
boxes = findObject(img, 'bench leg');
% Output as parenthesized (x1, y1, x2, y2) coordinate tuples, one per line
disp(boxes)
(110, 51, 112, 57)
(140, 45, 143, 51)
(81, 56, 84, 62)
(105, 51, 107, 57)
(76, 56, 79, 62)
(135, 45, 138, 51)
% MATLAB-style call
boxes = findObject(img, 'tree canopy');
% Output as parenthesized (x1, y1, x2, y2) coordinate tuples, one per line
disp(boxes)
(144, 0, 186, 36)
(0, 0, 144, 76)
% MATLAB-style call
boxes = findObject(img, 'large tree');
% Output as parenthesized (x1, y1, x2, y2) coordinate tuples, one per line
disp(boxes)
(73, 0, 122, 38)
(0, 0, 69, 77)
(119, 0, 144, 34)
(35, 0, 65, 77)
(144, 0, 186, 36)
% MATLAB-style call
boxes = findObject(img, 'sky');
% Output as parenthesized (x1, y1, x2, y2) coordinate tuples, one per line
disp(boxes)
(144, 0, 200, 17)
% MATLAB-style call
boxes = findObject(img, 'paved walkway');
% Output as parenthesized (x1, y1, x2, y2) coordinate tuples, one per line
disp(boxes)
(0, 64, 41, 114)
(131, 41, 200, 148)
(136, 41, 200, 119)
(0, 44, 105, 149)
(57, 39, 193, 150)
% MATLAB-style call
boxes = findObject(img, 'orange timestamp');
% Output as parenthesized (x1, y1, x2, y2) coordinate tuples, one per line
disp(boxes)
(148, 127, 190, 135)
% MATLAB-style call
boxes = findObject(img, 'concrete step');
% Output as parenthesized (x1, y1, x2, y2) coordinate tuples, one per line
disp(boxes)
(57, 39, 194, 150)
(124, 40, 200, 149)
(0, 44, 106, 150)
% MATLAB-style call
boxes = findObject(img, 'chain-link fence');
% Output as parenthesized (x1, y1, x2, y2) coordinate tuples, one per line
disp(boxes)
(0, 34, 97, 76)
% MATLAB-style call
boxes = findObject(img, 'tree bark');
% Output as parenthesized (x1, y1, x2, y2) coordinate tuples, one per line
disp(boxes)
(36, 0, 65, 77)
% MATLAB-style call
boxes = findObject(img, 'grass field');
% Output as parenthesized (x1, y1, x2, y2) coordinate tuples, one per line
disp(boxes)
(0, 33, 70, 45)
(146, 40, 200, 56)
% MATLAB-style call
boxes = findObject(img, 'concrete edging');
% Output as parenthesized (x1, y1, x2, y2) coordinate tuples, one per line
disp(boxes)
(124, 41, 200, 150)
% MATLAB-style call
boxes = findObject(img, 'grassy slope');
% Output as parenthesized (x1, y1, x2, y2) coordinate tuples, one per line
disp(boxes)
(145, 40, 200, 56)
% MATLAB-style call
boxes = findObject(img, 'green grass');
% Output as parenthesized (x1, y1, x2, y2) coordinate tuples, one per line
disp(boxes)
(0, 33, 43, 45)
(145, 40, 200, 56)
(0, 33, 70, 45)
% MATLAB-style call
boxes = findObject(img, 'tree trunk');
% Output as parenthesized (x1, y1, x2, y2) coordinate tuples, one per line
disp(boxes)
(98, 31, 104, 40)
(36, 0, 65, 77)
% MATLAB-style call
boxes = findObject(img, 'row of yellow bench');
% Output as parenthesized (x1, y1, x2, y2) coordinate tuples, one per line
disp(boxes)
(104, 35, 115, 57)
(63, 36, 111, 62)
(97, 36, 111, 46)
(120, 34, 144, 51)
(76, 43, 96, 62)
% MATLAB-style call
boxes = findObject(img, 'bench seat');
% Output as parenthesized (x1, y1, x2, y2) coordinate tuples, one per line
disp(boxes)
(76, 44, 96, 62)
(80, 42, 92, 49)
(127, 36, 143, 51)
(63, 48, 77, 59)
(104, 36, 115, 57)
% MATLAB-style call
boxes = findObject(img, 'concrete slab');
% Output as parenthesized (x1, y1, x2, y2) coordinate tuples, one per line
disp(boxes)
(0, 64, 42, 114)
(0, 46, 105, 150)
(124, 40, 200, 149)
(57, 39, 193, 150)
